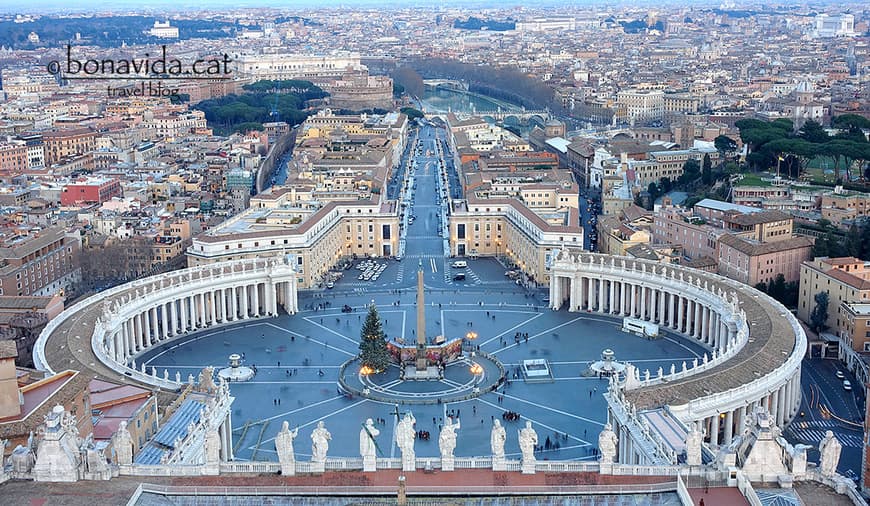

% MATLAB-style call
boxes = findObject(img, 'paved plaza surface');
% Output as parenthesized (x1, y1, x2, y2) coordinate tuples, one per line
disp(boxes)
(137, 124, 708, 462)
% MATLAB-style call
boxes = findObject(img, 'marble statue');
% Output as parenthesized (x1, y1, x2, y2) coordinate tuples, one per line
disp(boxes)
(10, 444, 35, 475)
(598, 423, 618, 464)
(204, 428, 221, 465)
(439, 417, 460, 459)
(685, 422, 704, 466)
(360, 418, 379, 472)
(439, 417, 460, 470)
(491, 419, 506, 460)
(112, 421, 133, 465)
(275, 421, 299, 476)
(198, 366, 217, 393)
(518, 421, 538, 473)
(360, 418, 380, 459)
(81, 435, 110, 478)
(819, 430, 842, 477)
(786, 441, 811, 477)
(33, 405, 82, 482)
(396, 413, 416, 471)
(310, 421, 331, 465)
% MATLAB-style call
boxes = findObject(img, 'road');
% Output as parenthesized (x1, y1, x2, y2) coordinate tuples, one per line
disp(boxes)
(784, 357, 865, 481)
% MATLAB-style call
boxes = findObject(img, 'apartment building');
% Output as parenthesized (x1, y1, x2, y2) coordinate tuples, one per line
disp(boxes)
(841, 303, 870, 354)
(597, 215, 651, 256)
(0, 141, 28, 177)
(627, 148, 719, 188)
(42, 127, 96, 166)
(798, 257, 870, 336)
(616, 89, 664, 123)
(652, 205, 722, 260)
(717, 234, 813, 286)
(820, 189, 870, 228)
(60, 177, 123, 207)
(0, 226, 81, 297)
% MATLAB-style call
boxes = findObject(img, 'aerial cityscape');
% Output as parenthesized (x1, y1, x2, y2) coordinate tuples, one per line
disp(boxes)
(0, 1, 868, 504)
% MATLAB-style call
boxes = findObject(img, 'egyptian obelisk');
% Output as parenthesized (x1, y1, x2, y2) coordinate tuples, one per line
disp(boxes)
(416, 260, 427, 371)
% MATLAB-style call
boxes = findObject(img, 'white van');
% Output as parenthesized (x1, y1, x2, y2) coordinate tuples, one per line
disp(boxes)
(451, 260, 467, 269)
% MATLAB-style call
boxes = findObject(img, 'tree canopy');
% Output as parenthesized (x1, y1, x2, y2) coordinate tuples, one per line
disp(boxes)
(735, 118, 870, 181)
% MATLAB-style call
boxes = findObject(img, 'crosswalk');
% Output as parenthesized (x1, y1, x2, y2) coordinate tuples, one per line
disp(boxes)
(786, 420, 864, 448)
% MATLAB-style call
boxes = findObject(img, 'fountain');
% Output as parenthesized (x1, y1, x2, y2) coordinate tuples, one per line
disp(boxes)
(218, 353, 255, 382)
(588, 349, 627, 377)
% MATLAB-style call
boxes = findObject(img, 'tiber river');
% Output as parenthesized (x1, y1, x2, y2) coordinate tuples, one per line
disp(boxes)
(419, 87, 522, 115)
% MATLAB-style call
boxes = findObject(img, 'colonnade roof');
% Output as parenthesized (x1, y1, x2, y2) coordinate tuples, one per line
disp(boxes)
(617, 265, 797, 411)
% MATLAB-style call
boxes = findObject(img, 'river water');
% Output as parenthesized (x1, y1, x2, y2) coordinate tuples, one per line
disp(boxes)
(419, 87, 522, 115)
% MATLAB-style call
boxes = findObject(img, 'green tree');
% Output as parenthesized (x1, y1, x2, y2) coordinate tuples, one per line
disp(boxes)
(702, 154, 713, 184)
(755, 281, 767, 293)
(399, 107, 425, 121)
(812, 233, 829, 258)
(359, 304, 391, 372)
(810, 291, 829, 333)
(714, 135, 738, 162)
(769, 273, 786, 302)
(798, 119, 830, 144)
(847, 223, 862, 258)
(678, 159, 700, 186)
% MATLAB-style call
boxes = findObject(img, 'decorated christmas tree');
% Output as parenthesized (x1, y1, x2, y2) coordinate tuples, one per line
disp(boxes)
(359, 303, 391, 373)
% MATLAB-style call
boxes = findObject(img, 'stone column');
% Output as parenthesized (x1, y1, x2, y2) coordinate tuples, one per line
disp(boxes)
(619, 282, 626, 315)
(169, 300, 178, 334)
(710, 414, 719, 446)
(209, 291, 217, 325)
(241, 286, 249, 318)
(723, 410, 734, 445)
(677, 297, 684, 332)
(587, 277, 594, 311)
(253, 283, 260, 316)
(133, 313, 142, 351)
(776, 385, 791, 429)
(229, 287, 237, 320)
(150, 307, 159, 343)
(639, 286, 646, 320)
(770, 390, 779, 426)
(656, 290, 666, 326)
(188, 295, 196, 329)
(596, 278, 604, 313)
(219, 289, 227, 322)
(630, 284, 637, 318)
(668, 292, 675, 327)
(737, 406, 746, 438)
(609, 280, 616, 313)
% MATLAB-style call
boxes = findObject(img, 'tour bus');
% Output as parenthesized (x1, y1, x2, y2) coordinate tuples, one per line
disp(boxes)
(451, 260, 467, 268)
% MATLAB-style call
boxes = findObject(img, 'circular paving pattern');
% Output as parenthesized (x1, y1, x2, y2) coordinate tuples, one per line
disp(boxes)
(339, 351, 505, 404)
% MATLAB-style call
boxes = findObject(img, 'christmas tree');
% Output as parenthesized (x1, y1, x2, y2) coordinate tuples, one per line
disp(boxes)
(359, 303, 391, 373)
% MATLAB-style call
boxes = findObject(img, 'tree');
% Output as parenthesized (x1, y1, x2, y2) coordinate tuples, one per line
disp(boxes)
(702, 154, 713, 184)
(769, 273, 786, 303)
(359, 304, 391, 373)
(714, 135, 738, 162)
(399, 107, 424, 121)
(810, 291, 829, 333)
(846, 224, 862, 258)
(798, 119, 830, 144)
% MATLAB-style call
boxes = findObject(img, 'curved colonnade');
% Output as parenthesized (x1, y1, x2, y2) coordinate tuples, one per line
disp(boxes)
(549, 251, 806, 463)
(35, 257, 298, 390)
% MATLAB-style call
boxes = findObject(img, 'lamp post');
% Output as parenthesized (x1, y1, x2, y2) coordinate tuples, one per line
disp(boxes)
(465, 331, 478, 352)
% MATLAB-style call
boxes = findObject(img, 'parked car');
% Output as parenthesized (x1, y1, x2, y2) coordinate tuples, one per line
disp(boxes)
(836, 370, 845, 379)
(453, 273, 466, 281)
(843, 380, 852, 391)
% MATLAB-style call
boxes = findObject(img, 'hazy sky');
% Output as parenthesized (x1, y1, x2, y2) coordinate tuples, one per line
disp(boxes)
(0, 0, 696, 15)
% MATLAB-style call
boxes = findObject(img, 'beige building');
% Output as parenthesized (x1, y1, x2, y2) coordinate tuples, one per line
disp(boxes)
(841, 303, 870, 353)
(616, 89, 664, 123)
(596, 214, 651, 256)
(448, 198, 583, 285)
(187, 200, 399, 289)
(820, 189, 870, 228)
(798, 257, 870, 335)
